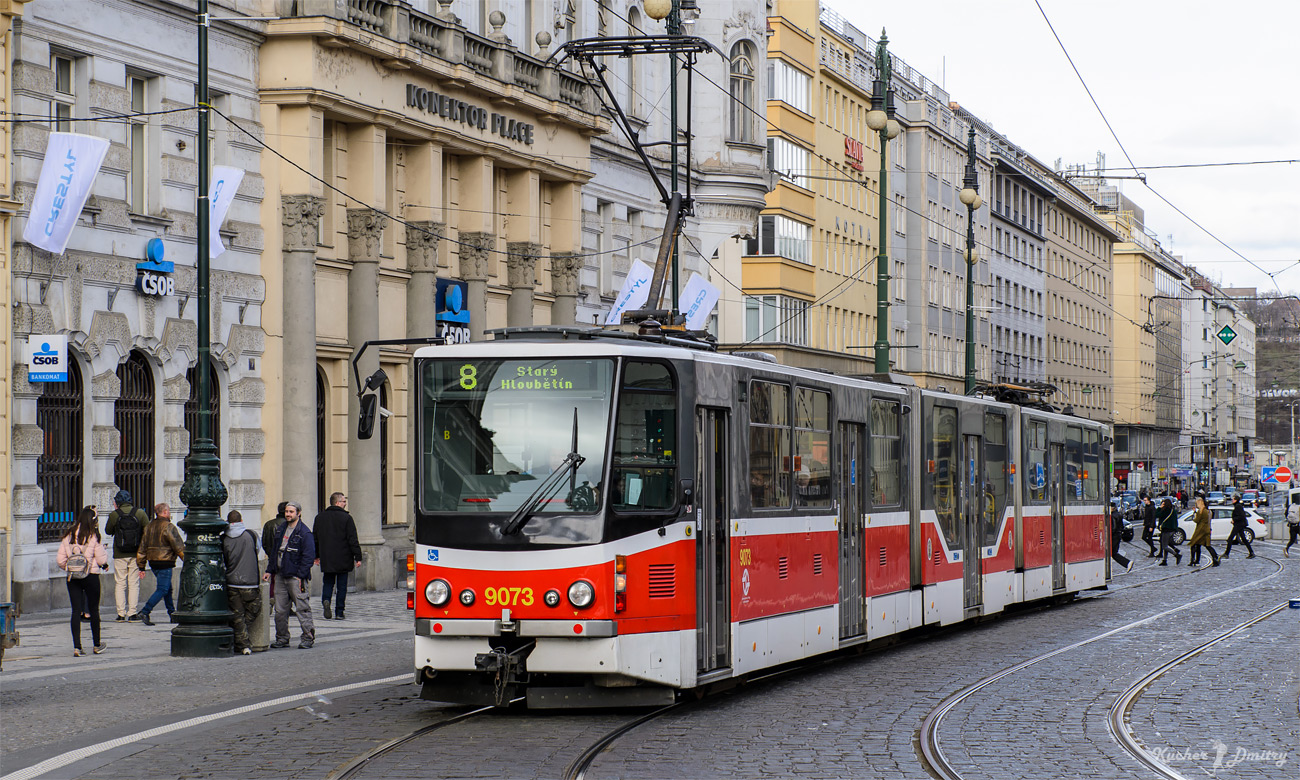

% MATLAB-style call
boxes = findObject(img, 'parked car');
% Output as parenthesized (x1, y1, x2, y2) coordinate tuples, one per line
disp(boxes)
(1206, 491, 1227, 506)
(1172, 506, 1266, 545)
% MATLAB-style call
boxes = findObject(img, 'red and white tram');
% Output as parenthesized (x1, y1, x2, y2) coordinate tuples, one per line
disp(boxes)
(402, 328, 1110, 707)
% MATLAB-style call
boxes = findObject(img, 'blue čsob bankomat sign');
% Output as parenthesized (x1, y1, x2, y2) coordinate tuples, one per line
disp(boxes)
(436, 278, 471, 344)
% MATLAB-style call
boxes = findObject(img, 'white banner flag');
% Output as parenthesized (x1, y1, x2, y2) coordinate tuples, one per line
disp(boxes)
(208, 165, 245, 259)
(22, 132, 110, 255)
(680, 272, 722, 330)
(605, 258, 655, 325)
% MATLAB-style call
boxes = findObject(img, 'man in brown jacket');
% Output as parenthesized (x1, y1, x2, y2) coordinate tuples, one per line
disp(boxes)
(136, 503, 185, 626)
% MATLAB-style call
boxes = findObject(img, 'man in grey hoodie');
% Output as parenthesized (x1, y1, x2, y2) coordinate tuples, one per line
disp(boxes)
(222, 510, 262, 655)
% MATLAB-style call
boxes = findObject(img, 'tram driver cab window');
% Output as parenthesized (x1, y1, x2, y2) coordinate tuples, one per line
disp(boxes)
(609, 361, 677, 512)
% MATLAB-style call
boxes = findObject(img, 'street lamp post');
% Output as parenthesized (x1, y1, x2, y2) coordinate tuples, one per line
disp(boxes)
(959, 126, 983, 394)
(173, 0, 233, 656)
(866, 31, 900, 374)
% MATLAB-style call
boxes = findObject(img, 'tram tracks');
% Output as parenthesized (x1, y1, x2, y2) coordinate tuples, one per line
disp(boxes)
(917, 555, 1285, 780)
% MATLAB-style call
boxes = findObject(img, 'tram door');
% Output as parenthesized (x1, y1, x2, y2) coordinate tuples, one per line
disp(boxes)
(961, 434, 983, 609)
(838, 422, 866, 639)
(1050, 443, 1067, 590)
(696, 408, 731, 674)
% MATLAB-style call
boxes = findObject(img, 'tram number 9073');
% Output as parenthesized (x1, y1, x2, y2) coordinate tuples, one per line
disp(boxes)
(484, 586, 534, 607)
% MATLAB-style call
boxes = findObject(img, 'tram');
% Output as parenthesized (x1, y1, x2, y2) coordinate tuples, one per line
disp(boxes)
(398, 327, 1110, 708)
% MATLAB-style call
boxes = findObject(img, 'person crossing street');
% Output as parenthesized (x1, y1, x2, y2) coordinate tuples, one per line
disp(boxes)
(1222, 495, 1255, 560)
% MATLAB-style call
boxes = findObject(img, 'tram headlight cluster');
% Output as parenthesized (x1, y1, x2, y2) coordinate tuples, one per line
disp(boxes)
(567, 580, 595, 609)
(425, 578, 451, 607)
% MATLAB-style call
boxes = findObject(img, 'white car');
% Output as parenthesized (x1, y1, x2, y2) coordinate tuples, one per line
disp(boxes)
(1172, 506, 1266, 544)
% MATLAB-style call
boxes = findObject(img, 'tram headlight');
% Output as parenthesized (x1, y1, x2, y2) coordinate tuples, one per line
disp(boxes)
(425, 579, 451, 607)
(567, 580, 595, 609)
(543, 589, 561, 608)
(459, 588, 476, 607)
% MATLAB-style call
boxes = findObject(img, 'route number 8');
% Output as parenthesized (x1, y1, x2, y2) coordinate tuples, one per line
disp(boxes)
(459, 364, 477, 390)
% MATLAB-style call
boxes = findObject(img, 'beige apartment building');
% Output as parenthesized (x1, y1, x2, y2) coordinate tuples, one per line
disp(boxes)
(258, 4, 604, 588)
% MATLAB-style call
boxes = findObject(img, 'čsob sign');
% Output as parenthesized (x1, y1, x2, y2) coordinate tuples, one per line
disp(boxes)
(136, 237, 175, 297)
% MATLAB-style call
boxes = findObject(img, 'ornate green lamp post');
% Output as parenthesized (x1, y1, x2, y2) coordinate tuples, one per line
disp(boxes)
(173, 0, 233, 656)
(959, 126, 983, 394)
(866, 32, 901, 374)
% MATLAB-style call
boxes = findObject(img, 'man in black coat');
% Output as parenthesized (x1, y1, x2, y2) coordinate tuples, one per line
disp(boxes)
(1222, 495, 1255, 559)
(314, 492, 362, 620)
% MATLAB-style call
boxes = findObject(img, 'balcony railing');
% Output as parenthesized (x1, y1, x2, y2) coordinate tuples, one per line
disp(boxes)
(279, 0, 597, 115)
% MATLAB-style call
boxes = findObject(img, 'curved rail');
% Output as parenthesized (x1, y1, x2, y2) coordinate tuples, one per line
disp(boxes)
(1107, 601, 1289, 780)
(563, 703, 685, 780)
(918, 555, 1284, 780)
(329, 704, 500, 780)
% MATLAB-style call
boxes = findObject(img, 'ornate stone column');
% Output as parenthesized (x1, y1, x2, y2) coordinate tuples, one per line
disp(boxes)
(506, 242, 541, 328)
(347, 209, 385, 574)
(281, 195, 323, 519)
(406, 221, 444, 340)
(458, 232, 493, 341)
(550, 251, 584, 327)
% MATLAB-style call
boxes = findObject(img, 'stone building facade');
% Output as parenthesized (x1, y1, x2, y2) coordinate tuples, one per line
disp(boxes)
(8, 0, 267, 610)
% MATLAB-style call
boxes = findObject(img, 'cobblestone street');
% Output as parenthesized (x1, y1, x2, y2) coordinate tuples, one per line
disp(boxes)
(2, 542, 1296, 780)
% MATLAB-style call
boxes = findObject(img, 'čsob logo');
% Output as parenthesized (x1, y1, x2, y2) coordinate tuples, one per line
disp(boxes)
(33, 342, 60, 365)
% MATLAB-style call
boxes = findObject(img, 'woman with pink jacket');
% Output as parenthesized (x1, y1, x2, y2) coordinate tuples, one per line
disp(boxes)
(56, 506, 110, 656)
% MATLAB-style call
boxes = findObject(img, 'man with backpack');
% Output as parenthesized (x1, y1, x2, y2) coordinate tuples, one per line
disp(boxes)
(105, 490, 148, 622)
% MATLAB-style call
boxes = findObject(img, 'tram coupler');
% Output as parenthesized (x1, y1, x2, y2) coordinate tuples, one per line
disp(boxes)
(475, 640, 535, 706)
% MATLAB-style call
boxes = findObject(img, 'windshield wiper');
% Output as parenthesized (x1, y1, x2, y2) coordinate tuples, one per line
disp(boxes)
(502, 409, 584, 536)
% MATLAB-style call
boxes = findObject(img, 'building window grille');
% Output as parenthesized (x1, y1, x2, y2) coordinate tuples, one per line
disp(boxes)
(380, 382, 392, 525)
(317, 370, 328, 516)
(115, 351, 155, 515)
(37, 358, 84, 542)
(183, 357, 221, 459)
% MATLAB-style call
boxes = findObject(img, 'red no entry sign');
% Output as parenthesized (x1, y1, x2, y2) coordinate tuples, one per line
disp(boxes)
(1274, 466, 1292, 484)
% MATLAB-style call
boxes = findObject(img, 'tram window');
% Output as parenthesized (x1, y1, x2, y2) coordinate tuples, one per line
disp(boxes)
(927, 406, 960, 548)
(749, 380, 790, 509)
(794, 388, 831, 508)
(419, 358, 614, 514)
(1084, 429, 1101, 502)
(610, 361, 678, 511)
(1065, 426, 1084, 503)
(983, 413, 1008, 547)
(870, 399, 902, 508)
(1024, 420, 1048, 505)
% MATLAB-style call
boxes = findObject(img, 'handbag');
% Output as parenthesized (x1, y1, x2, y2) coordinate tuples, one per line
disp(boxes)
(66, 544, 91, 580)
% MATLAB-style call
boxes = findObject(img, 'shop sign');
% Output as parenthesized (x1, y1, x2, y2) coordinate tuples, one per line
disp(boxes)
(406, 85, 535, 145)
(436, 278, 471, 343)
(28, 334, 68, 382)
(844, 136, 864, 171)
(136, 238, 174, 297)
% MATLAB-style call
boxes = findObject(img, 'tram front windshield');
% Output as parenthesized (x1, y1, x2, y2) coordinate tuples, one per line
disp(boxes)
(420, 358, 613, 516)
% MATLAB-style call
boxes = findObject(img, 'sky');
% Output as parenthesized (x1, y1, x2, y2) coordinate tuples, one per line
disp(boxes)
(835, 0, 1300, 296)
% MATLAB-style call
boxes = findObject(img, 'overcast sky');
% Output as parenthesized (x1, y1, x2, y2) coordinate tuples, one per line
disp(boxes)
(835, 0, 1299, 296)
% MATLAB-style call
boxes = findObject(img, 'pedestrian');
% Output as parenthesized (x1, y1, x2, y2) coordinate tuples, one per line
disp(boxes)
(314, 492, 362, 621)
(264, 501, 316, 649)
(135, 503, 185, 626)
(104, 490, 149, 622)
(1222, 495, 1255, 559)
(1110, 504, 1133, 572)
(262, 501, 287, 608)
(1157, 497, 1182, 566)
(56, 506, 110, 657)
(1187, 496, 1220, 567)
(221, 510, 262, 655)
(1284, 497, 1299, 558)
(1141, 496, 1158, 557)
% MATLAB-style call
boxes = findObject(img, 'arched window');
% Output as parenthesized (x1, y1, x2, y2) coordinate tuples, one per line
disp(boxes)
(317, 369, 328, 517)
(115, 350, 155, 514)
(729, 41, 755, 143)
(183, 356, 221, 457)
(37, 357, 84, 542)
(380, 382, 390, 525)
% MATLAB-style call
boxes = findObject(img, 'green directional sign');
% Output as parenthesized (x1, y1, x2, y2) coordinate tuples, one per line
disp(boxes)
(1216, 325, 1237, 345)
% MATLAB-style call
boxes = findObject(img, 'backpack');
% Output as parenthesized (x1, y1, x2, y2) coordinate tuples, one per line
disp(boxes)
(66, 544, 90, 580)
(115, 506, 147, 555)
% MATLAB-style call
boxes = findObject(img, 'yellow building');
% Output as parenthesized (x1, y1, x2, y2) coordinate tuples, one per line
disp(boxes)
(258, 4, 604, 587)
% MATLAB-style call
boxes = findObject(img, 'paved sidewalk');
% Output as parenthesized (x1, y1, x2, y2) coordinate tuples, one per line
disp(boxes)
(2, 588, 411, 675)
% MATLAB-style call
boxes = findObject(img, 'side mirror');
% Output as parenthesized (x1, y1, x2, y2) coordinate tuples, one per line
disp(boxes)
(358, 393, 378, 440)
